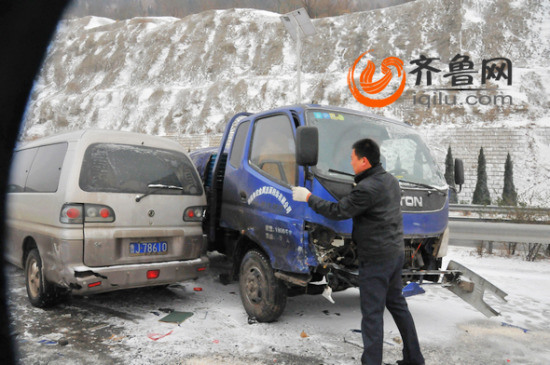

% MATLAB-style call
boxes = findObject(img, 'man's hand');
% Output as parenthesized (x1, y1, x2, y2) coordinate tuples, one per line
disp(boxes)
(292, 186, 311, 202)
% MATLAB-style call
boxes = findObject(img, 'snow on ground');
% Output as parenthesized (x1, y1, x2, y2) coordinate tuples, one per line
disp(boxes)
(7, 245, 550, 365)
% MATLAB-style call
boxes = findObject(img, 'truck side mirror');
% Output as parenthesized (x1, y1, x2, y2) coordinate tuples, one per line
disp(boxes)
(296, 126, 318, 166)
(454, 158, 464, 193)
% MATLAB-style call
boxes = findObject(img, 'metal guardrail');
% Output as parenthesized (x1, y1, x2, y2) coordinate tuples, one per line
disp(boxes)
(449, 204, 550, 223)
(450, 203, 550, 213)
(448, 220, 550, 244)
(448, 204, 550, 244)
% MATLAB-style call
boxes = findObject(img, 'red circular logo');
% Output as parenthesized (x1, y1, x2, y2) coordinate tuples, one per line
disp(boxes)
(347, 50, 406, 107)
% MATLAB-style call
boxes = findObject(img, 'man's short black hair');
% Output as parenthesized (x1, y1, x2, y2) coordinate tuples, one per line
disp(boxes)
(352, 138, 380, 165)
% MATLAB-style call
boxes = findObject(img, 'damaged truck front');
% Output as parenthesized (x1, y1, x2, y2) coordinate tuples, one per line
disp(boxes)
(191, 105, 507, 322)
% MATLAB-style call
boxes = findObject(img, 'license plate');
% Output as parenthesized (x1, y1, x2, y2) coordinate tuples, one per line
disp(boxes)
(129, 241, 168, 256)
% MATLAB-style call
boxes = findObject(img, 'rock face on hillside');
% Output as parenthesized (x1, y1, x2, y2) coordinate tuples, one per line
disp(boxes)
(22, 0, 550, 204)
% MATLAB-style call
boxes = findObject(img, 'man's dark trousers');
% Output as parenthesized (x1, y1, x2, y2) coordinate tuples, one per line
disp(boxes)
(359, 254, 424, 365)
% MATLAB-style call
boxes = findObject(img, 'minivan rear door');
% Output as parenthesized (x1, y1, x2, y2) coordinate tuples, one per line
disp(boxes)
(79, 143, 205, 267)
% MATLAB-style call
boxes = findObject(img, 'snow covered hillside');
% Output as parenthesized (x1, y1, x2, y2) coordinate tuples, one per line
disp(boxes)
(21, 0, 550, 205)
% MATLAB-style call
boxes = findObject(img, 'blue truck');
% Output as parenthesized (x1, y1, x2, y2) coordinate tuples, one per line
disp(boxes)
(191, 104, 506, 322)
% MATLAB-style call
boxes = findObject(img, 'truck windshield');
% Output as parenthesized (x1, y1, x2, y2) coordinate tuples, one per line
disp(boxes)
(306, 109, 446, 188)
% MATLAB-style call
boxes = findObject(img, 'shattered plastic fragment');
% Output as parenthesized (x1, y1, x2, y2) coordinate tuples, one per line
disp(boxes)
(108, 334, 126, 341)
(147, 330, 174, 341)
(38, 339, 57, 345)
(159, 311, 193, 324)
(322, 286, 335, 304)
(343, 336, 363, 348)
(501, 322, 529, 333)
(89, 324, 110, 332)
(402, 282, 425, 297)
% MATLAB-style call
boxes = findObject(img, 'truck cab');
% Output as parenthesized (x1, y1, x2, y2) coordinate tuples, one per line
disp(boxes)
(191, 105, 504, 323)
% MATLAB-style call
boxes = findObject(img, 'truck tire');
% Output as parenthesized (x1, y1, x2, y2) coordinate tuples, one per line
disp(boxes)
(239, 250, 287, 322)
(25, 248, 59, 308)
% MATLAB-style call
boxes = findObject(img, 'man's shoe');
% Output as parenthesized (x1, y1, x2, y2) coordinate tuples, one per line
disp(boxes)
(396, 360, 425, 365)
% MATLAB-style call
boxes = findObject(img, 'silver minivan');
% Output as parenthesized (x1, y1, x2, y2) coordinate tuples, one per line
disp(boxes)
(5, 129, 209, 307)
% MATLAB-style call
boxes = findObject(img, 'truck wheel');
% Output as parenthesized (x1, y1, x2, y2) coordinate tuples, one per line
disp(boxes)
(25, 248, 58, 308)
(239, 250, 287, 322)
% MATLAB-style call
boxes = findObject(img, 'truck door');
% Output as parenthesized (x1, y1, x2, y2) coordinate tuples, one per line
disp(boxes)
(220, 113, 311, 274)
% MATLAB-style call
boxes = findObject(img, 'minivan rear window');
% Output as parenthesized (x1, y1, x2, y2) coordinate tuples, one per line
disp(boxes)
(79, 143, 202, 195)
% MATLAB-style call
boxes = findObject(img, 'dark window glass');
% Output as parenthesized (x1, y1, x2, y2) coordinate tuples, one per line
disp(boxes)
(250, 115, 296, 185)
(229, 121, 250, 168)
(79, 143, 202, 195)
(25, 143, 68, 192)
(8, 148, 38, 192)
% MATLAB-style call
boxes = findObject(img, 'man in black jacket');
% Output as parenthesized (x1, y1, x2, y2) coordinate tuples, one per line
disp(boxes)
(292, 138, 424, 365)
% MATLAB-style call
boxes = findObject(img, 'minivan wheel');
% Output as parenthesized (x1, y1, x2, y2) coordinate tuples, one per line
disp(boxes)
(239, 250, 287, 323)
(25, 248, 58, 308)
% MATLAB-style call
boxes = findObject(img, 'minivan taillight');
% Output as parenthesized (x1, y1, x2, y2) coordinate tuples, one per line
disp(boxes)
(183, 206, 206, 222)
(84, 204, 115, 222)
(60, 204, 115, 224)
(61, 205, 83, 223)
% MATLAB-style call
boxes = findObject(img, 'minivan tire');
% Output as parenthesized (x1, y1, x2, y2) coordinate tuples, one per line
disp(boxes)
(239, 250, 287, 323)
(25, 248, 58, 308)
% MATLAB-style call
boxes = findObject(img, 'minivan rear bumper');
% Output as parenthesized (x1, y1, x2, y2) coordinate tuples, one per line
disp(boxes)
(66, 255, 209, 295)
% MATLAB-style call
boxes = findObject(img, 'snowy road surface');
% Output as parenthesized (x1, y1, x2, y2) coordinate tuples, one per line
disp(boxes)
(6, 246, 550, 364)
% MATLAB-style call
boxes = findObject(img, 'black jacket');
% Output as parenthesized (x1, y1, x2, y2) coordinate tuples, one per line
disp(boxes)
(308, 164, 404, 263)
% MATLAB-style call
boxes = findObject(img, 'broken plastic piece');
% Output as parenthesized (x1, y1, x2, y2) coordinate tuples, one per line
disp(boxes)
(159, 311, 193, 324)
(322, 286, 335, 304)
(310, 276, 328, 285)
(108, 334, 125, 341)
(89, 323, 110, 332)
(343, 336, 363, 348)
(402, 282, 425, 297)
(501, 322, 529, 333)
(300, 330, 308, 338)
(38, 339, 57, 345)
(147, 330, 173, 341)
